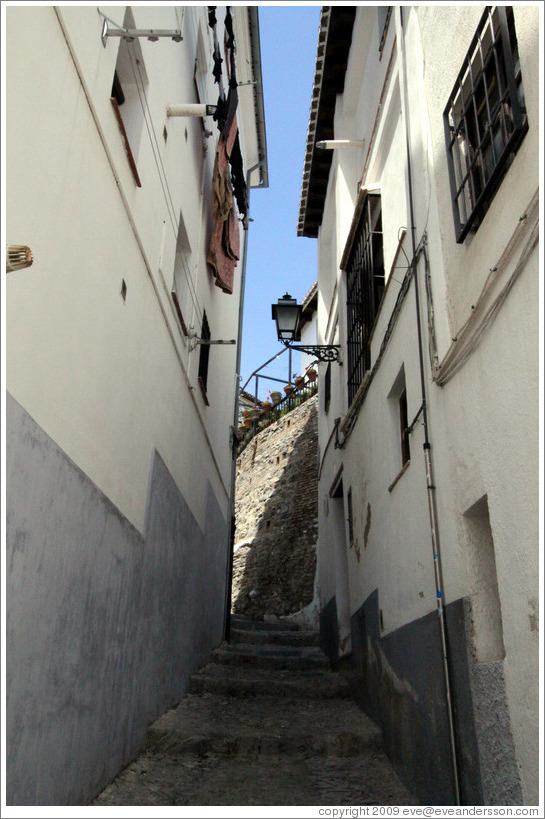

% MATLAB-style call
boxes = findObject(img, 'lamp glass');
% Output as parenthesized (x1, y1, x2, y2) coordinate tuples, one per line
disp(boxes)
(272, 293, 302, 342)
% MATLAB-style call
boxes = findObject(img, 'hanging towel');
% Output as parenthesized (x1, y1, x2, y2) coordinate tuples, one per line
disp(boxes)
(207, 200, 239, 294)
(208, 117, 240, 294)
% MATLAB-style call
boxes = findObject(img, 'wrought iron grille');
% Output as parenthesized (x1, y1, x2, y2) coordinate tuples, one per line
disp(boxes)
(324, 362, 331, 414)
(346, 194, 384, 406)
(198, 311, 211, 390)
(444, 6, 527, 242)
(378, 6, 392, 55)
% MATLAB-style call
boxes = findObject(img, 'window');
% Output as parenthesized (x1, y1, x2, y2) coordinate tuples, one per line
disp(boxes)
(198, 311, 211, 403)
(324, 362, 331, 414)
(194, 25, 210, 104)
(444, 6, 528, 242)
(345, 193, 384, 406)
(387, 366, 411, 492)
(378, 7, 392, 56)
(110, 9, 148, 187)
(347, 487, 354, 547)
(399, 389, 410, 467)
(171, 212, 193, 336)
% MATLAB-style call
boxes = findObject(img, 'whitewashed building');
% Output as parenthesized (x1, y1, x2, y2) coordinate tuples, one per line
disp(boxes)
(300, 280, 319, 375)
(298, 5, 540, 806)
(5, 5, 267, 805)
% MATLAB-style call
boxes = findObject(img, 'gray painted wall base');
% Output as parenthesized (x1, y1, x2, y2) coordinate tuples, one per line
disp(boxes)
(338, 590, 522, 806)
(6, 393, 228, 805)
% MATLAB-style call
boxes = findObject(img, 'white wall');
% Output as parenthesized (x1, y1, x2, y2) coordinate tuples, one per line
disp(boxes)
(6, 5, 257, 533)
(5, 4, 265, 804)
(414, 7, 540, 802)
(311, 3, 539, 804)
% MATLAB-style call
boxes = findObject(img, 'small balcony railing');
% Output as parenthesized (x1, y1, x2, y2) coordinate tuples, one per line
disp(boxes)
(237, 377, 318, 456)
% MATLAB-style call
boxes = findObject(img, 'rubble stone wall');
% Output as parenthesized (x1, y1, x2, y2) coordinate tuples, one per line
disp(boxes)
(233, 395, 319, 618)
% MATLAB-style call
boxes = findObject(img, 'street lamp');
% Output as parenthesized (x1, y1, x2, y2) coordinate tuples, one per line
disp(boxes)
(271, 293, 341, 363)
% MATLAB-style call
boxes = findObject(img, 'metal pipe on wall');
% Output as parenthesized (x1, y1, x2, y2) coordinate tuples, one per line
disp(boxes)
(397, 6, 461, 805)
(224, 158, 267, 643)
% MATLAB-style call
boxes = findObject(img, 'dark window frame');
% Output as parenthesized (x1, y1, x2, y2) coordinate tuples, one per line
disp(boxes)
(347, 487, 354, 546)
(110, 10, 147, 189)
(198, 311, 211, 405)
(324, 362, 331, 414)
(378, 7, 392, 56)
(345, 193, 384, 406)
(111, 70, 125, 106)
(443, 6, 527, 243)
(110, 96, 142, 188)
(399, 389, 411, 467)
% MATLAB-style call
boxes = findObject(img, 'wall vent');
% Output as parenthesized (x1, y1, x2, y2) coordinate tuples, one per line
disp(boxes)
(6, 245, 33, 272)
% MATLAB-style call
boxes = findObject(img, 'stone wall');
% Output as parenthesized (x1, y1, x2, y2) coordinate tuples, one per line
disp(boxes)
(233, 395, 319, 618)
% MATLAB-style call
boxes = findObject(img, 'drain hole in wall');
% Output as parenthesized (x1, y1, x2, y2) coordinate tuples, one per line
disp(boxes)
(121, 280, 127, 301)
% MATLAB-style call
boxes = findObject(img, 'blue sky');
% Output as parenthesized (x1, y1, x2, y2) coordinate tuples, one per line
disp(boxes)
(240, 4, 321, 400)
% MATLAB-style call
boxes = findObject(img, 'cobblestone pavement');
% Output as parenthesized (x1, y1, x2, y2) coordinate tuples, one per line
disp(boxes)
(92, 616, 419, 808)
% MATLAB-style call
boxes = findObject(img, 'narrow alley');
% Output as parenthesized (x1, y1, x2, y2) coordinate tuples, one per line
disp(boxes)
(92, 391, 417, 808)
(5, 4, 540, 810)
(92, 615, 419, 807)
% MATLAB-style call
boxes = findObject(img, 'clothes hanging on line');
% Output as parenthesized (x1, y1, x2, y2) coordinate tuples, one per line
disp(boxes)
(206, 4, 246, 290)
(207, 116, 240, 294)
(212, 43, 223, 84)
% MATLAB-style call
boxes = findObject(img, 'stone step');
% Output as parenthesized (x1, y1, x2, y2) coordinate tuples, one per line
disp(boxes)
(230, 626, 320, 647)
(147, 692, 382, 759)
(210, 642, 330, 670)
(188, 662, 351, 699)
(94, 744, 419, 807)
(229, 614, 301, 632)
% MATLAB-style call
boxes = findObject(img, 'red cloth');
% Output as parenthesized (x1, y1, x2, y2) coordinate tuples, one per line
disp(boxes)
(208, 200, 239, 294)
(207, 116, 240, 294)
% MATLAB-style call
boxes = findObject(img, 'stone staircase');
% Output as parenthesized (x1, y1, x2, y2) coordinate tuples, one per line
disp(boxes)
(92, 615, 419, 806)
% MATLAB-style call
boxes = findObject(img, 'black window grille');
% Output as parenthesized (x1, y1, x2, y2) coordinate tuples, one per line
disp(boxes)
(378, 7, 392, 55)
(198, 311, 211, 395)
(347, 487, 354, 546)
(444, 6, 527, 243)
(346, 193, 384, 406)
(324, 362, 331, 414)
(399, 389, 410, 467)
(111, 71, 125, 106)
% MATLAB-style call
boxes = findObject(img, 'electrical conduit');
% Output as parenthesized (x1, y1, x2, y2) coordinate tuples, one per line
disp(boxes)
(224, 159, 267, 643)
(397, 7, 461, 805)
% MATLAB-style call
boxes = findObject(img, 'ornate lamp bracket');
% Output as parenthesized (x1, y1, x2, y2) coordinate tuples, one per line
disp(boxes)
(282, 341, 342, 363)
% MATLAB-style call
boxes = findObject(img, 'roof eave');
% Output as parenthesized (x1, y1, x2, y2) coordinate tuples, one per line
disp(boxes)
(297, 6, 356, 238)
(248, 7, 269, 189)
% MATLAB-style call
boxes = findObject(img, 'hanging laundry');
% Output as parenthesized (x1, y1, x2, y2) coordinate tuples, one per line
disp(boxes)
(214, 84, 238, 142)
(207, 116, 240, 294)
(206, 6, 246, 289)
(224, 8, 235, 49)
(212, 95, 247, 215)
(212, 43, 223, 84)
(228, 131, 248, 216)
(210, 115, 237, 221)
(207, 199, 240, 295)
(224, 201, 240, 262)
